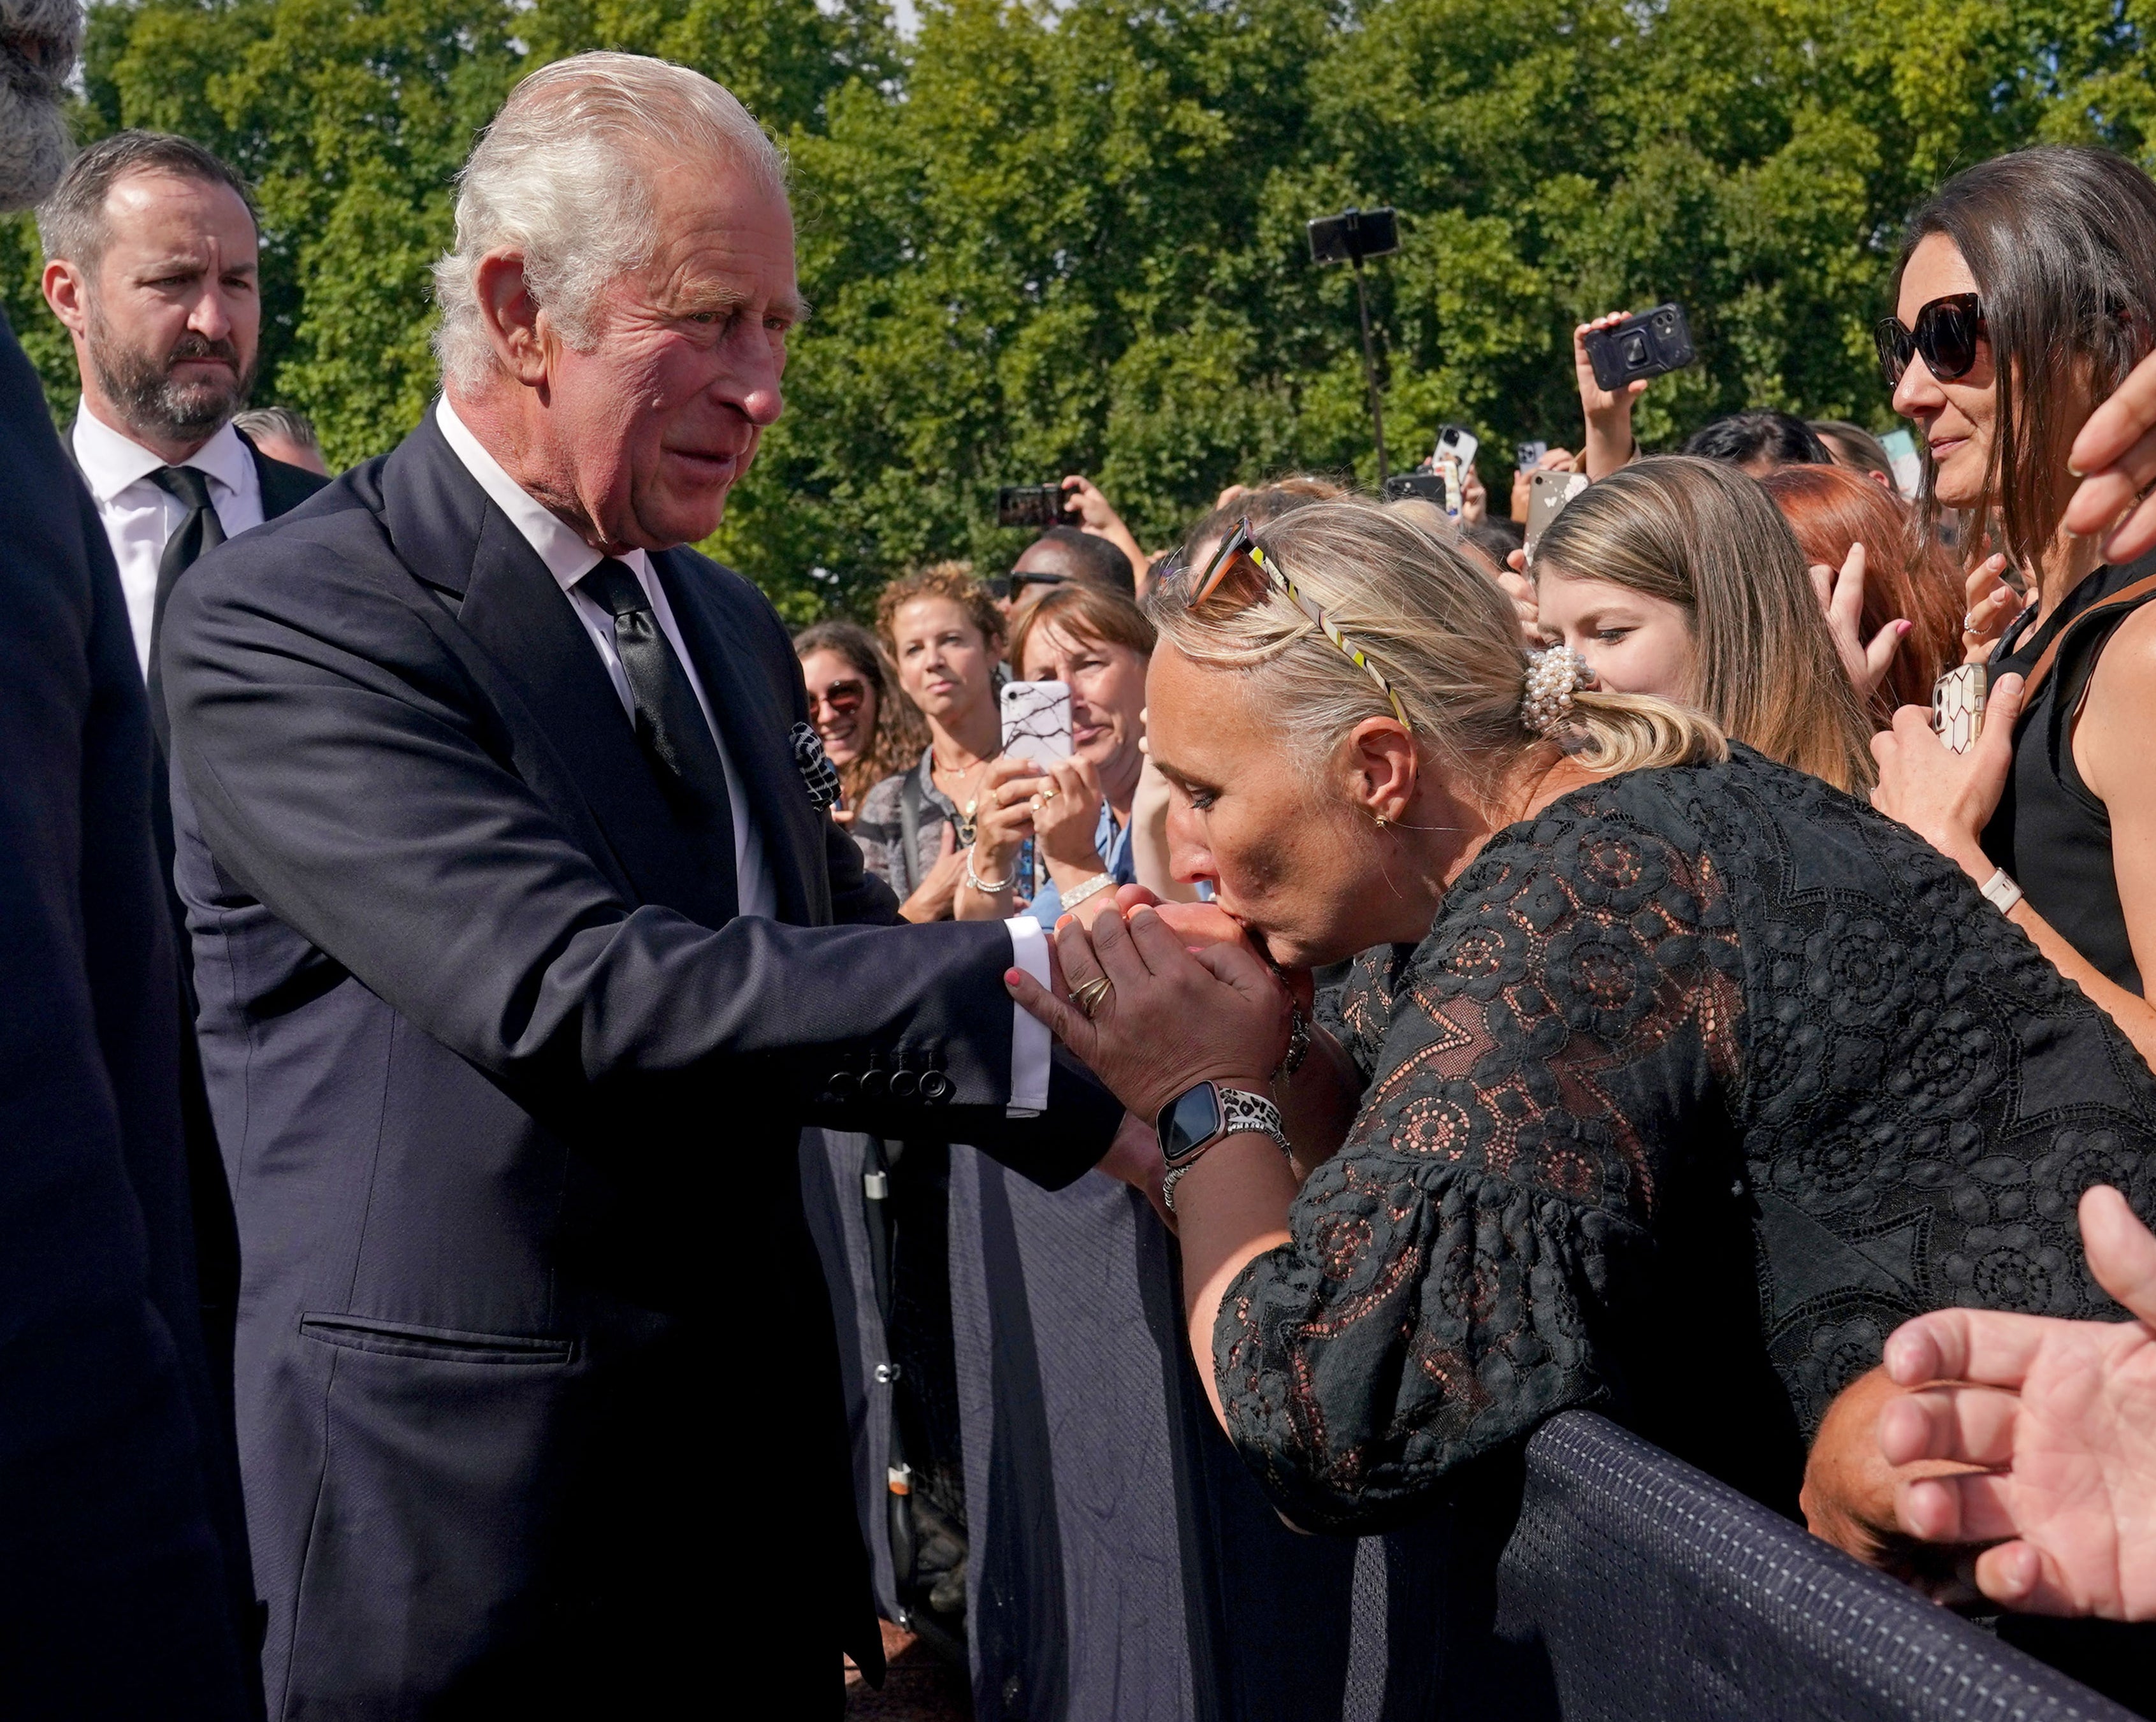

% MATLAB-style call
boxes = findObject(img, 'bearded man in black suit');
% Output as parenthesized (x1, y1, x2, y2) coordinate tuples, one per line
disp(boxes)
(162, 50, 1118, 1718)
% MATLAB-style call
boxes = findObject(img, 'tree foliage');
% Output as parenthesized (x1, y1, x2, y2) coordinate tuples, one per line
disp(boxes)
(4, 0, 2153, 618)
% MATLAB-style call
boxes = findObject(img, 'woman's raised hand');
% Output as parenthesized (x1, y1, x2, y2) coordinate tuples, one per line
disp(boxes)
(1958, 553, 2023, 664)
(1811, 541, 1910, 702)
(1031, 753, 1108, 878)
(2066, 349, 2156, 563)
(1006, 902, 1289, 1124)
(968, 755, 1044, 874)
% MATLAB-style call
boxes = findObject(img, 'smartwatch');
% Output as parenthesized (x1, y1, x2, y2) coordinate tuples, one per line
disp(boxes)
(1157, 1082, 1290, 1213)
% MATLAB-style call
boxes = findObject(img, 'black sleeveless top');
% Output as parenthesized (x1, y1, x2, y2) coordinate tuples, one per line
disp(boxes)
(1983, 552, 2156, 997)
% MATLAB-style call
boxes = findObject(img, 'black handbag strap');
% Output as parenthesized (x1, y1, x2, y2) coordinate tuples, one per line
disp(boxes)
(898, 765, 927, 898)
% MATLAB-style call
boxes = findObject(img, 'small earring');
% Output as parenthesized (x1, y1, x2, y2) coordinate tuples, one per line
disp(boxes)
(1373, 813, 1388, 829)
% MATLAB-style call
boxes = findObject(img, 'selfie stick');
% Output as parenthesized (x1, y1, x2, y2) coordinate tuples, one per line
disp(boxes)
(1309, 206, 1397, 482)
(1350, 255, 1388, 482)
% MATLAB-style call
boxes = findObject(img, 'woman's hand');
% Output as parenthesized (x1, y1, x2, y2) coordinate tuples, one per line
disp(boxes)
(2066, 349, 2156, 563)
(1575, 313, 1649, 479)
(967, 755, 1044, 876)
(899, 821, 966, 923)
(1802, 1366, 1987, 1606)
(1498, 548, 1542, 646)
(1810, 542, 1911, 704)
(1005, 902, 1289, 1124)
(1958, 553, 2023, 665)
(1031, 753, 1108, 884)
(1459, 462, 1487, 526)
(1870, 674, 2023, 878)
(1061, 474, 1148, 576)
(1096, 1110, 1172, 1230)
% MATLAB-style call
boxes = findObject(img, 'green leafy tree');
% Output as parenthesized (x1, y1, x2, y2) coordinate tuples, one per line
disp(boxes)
(5, 0, 2154, 619)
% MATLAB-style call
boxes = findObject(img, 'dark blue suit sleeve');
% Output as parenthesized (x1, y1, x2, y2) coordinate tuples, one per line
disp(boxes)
(0, 324, 252, 1718)
(164, 530, 1113, 1185)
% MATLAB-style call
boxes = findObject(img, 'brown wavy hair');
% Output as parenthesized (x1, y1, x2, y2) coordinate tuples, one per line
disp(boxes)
(793, 618, 927, 809)
(1758, 464, 1961, 726)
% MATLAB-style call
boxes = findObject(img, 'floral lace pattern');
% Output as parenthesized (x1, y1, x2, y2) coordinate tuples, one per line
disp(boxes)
(1220, 748, 2156, 1533)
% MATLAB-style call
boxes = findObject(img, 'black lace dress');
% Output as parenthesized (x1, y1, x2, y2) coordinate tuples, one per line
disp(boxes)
(1222, 746, 2156, 1535)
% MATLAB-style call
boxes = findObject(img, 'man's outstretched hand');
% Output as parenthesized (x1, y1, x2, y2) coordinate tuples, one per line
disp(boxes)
(1881, 1185, 2156, 1619)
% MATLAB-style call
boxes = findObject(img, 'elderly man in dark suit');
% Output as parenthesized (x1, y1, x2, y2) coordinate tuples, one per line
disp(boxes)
(163, 50, 1117, 1718)
(0, 0, 256, 1716)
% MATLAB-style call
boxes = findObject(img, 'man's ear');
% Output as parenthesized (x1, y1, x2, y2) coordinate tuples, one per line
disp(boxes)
(473, 250, 551, 386)
(41, 257, 91, 340)
(1343, 717, 1417, 823)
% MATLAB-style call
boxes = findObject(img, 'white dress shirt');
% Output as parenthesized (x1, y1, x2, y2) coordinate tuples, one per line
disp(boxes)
(432, 398, 1052, 1111)
(73, 406, 264, 679)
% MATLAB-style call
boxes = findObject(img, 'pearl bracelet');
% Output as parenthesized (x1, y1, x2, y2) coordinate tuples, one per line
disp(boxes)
(964, 853, 1017, 895)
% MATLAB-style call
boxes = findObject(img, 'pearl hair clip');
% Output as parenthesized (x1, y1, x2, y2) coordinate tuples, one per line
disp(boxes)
(1522, 646, 1593, 738)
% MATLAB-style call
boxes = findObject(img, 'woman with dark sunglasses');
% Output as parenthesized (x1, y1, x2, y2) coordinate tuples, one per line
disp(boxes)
(1869, 145, 2156, 1073)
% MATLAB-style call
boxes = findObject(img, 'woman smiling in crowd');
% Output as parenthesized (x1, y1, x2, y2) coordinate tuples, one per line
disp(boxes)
(1006, 500, 2156, 1598)
(1869, 145, 2156, 1071)
(793, 618, 923, 831)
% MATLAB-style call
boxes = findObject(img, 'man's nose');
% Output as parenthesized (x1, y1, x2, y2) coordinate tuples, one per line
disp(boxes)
(718, 328, 785, 428)
(189, 286, 234, 344)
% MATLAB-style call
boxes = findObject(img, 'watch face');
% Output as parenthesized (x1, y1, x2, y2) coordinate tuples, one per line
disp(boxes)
(1159, 1083, 1224, 1168)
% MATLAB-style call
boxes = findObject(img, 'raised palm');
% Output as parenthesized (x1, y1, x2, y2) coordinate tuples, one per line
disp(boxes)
(1883, 1187, 2156, 1617)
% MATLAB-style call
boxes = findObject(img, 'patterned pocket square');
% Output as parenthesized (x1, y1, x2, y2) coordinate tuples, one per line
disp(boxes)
(791, 721, 842, 811)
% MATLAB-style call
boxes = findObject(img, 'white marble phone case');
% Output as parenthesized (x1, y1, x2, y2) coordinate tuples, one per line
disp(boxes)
(1001, 679, 1073, 766)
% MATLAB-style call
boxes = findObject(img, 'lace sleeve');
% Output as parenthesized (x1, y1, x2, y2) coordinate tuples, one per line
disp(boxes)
(1215, 812, 1746, 1533)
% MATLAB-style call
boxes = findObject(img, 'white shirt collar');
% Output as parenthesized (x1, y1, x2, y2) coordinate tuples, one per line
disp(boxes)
(71, 403, 255, 506)
(433, 394, 649, 593)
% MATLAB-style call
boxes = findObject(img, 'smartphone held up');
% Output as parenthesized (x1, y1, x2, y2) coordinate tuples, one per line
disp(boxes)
(1584, 303, 1698, 393)
(997, 484, 1076, 530)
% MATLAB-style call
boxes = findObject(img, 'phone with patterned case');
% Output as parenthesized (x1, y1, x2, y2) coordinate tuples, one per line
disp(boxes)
(1932, 663, 1986, 754)
(1000, 679, 1072, 766)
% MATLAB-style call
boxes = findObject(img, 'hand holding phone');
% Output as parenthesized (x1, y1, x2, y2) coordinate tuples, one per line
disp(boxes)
(1582, 304, 1697, 394)
(1932, 664, 1986, 755)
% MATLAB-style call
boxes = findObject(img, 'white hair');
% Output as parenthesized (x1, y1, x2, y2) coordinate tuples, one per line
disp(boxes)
(431, 51, 788, 392)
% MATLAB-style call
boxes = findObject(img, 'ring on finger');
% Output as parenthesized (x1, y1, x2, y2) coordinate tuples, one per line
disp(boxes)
(1073, 975, 1113, 1018)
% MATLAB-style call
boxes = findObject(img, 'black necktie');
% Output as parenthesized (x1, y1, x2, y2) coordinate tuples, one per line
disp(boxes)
(145, 465, 226, 751)
(577, 558, 739, 900)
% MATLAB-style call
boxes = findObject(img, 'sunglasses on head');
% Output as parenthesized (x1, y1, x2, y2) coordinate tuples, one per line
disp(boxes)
(1875, 293, 1986, 389)
(1183, 519, 1412, 732)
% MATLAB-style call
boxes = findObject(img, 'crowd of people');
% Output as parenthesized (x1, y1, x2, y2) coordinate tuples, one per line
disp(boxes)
(11, 0, 2156, 1714)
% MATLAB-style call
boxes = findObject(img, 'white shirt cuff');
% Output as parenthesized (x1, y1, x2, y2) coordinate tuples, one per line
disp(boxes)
(1005, 916, 1051, 1117)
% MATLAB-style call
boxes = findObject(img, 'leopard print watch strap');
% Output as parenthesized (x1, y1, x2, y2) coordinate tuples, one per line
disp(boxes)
(1162, 1087, 1291, 1214)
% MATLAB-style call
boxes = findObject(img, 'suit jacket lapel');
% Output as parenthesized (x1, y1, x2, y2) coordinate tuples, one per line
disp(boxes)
(655, 549, 827, 926)
(373, 417, 739, 927)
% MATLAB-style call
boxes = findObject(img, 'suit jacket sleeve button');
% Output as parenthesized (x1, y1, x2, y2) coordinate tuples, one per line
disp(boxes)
(919, 1071, 952, 1103)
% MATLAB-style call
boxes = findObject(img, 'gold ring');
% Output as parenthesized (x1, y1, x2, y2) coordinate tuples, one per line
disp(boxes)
(1073, 976, 1113, 1018)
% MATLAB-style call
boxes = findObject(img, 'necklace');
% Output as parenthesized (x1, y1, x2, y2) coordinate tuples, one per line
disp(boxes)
(931, 749, 993, 845)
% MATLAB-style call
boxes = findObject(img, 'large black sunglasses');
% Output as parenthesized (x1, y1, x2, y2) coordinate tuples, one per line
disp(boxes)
(1875, 293, 1986, 389)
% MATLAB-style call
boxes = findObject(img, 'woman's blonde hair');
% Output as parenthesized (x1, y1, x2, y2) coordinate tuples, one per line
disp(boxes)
(1533, 457, 1876, 794)
(1147, 498, 1722, 809)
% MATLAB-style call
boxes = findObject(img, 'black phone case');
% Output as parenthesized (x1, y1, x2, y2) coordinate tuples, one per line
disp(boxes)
(1585, 304, 1697, 392)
